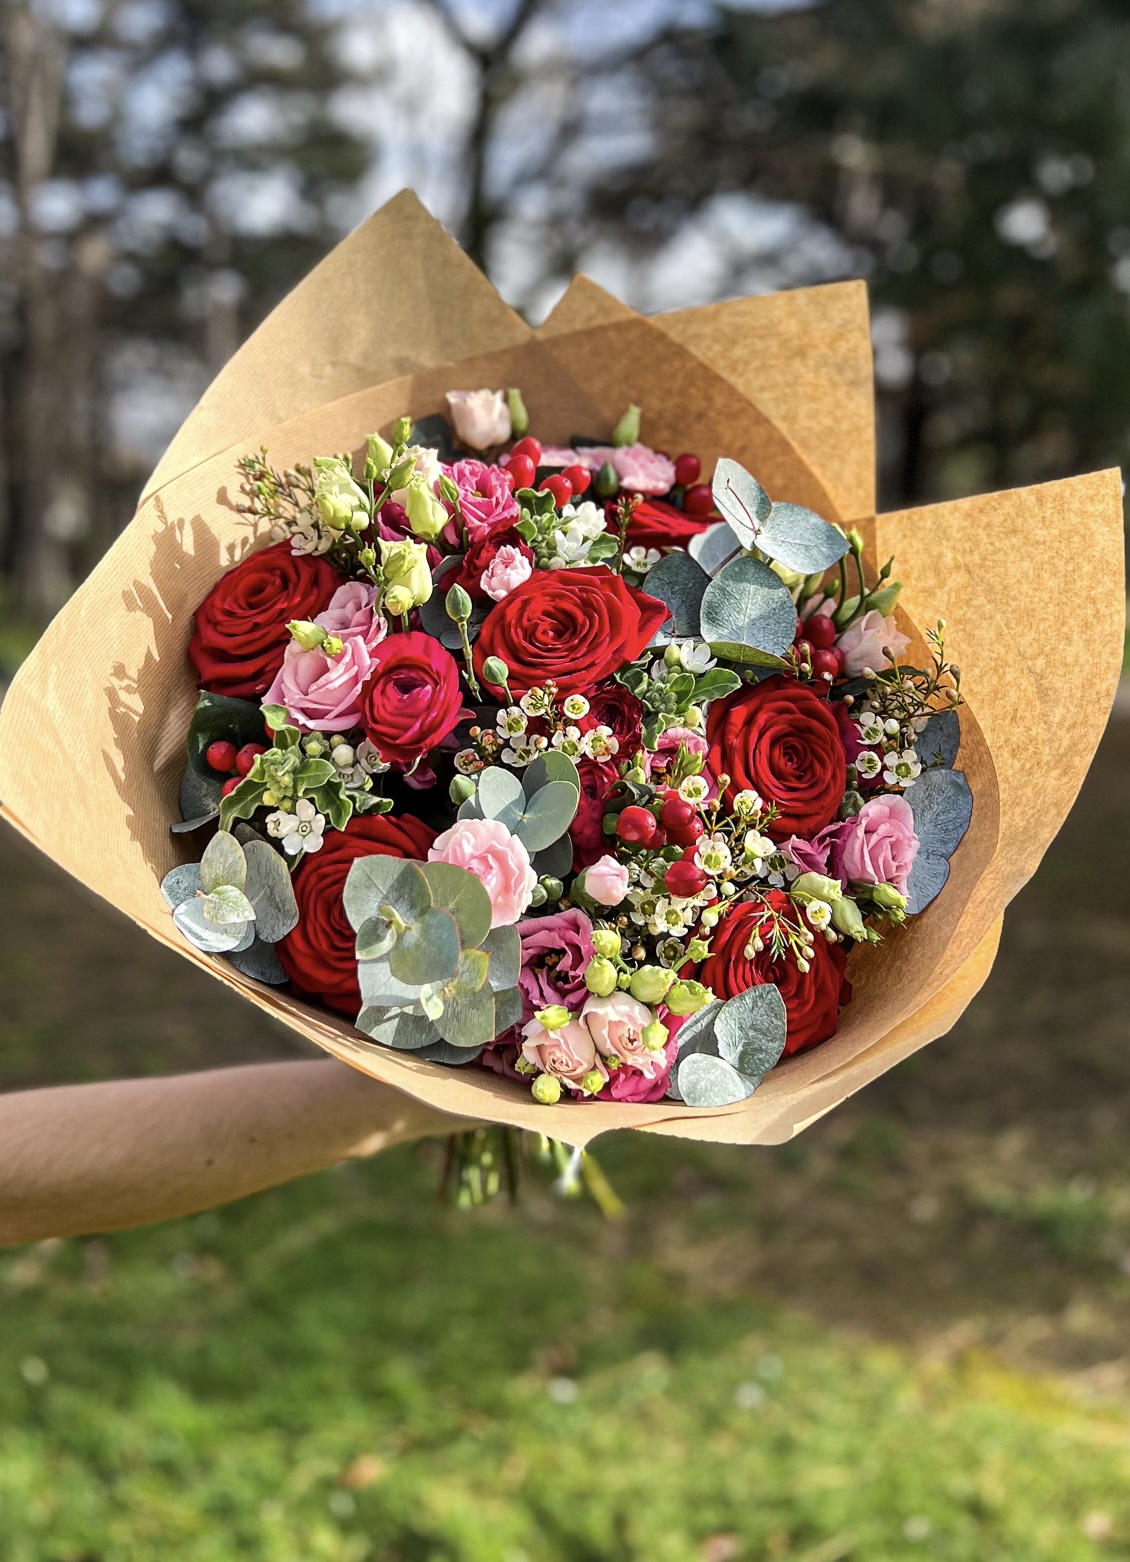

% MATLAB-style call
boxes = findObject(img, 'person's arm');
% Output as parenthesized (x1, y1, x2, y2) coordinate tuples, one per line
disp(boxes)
(0, 1061, 473, 1248)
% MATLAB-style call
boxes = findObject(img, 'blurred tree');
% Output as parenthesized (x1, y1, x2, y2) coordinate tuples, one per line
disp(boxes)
(580, 0, 1130, 510)
(0, 0, 370, 618)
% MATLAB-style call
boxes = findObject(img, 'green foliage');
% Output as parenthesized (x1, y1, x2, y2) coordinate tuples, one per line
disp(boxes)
(161, 831, 298, 963)
(698, 554, 798, 659)
(670, 986, 788, 1105)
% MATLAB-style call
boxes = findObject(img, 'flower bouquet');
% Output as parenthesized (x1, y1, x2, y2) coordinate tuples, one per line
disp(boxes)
(0, 192, 1122, 1149)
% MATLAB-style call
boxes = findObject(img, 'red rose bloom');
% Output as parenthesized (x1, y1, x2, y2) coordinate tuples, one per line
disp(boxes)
(707, 674, 846, 841)
(360, 631, 464, 770)
(189, 541, 339, 698)
(277, 812, 436, 1016)
(473, 565, 670, 698)
(446, 524, 533, 603)
(582, 679, 644, 753)
(624, 498, 714, 550)
(698, 891, 852, 1057)
(569, 759, 617, 870)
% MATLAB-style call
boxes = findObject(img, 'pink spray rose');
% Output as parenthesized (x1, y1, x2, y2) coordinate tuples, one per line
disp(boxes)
(836, 610, 911, 678)
(517, 909, 596, 1023)
(603, 1036, 677, 1102)
(520, 1017, 606, 1094)
(263, 633, 378, 733)
(828, 794, 919, 892)
(443, 458, 519, 541)
(581, 993, 666, 1079)
(428, 817, 537, 927)
(582, 853, 630, 907)
(316, 581, 388, 651)
(480, 544, 533, 601)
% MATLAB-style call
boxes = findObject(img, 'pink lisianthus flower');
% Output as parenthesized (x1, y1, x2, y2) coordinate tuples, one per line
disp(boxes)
(264, 625, 379, 732)
(446, 388, 511, 450)
(517, 909, 595, 1023)
(837, 610, 911, 678)
(581, 993, 665, 1079)
(550, 443, 675, 495)
(582, 854, 629, 907)
(480, 544, 533, 601)
(603, 1036, 677, 1102)
(315, 581, 388, 652)
(443, 458, 519, 541)
(520, 1017, 606, 1094)
(428, 817, 537, 927)
(781, 831, 837, 878)
(827, 794, 919, 893)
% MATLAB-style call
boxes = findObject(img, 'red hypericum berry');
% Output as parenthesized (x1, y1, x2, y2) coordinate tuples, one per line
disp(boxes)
(666, 815, 705, 849)
(205, 739, 238, 774)
(540, 473, 573, 507)
(506, 452, 536, 489)
(660, 796, 697, 832)
(664, 859, 709, 898)
(235, 743, 266, 777)
(498, 463, 518, 491)
(805, 613, 837, 650)
(617, 805, 659, 846)
(811, 648, 841, 682)
(562, 463, 591, 495)
(221, 776, 242, 797)
(683, 484, 714, 517)
(511, 436, 543, 465)
(673, 453, 701, 488)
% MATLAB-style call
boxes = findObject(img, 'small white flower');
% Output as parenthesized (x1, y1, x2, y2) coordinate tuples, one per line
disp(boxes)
(648, 898, 692, 935)
(804, 899, 832, 930)
(289, 515, 334, 556)
(856, 750, 882, 780)
(679, 775, 710, 805)
(391, 444, 442, 504)
(855, 712, 884, 745)
(743, 830, 775, 862)
(551, 521, 594, 566)
(502, 741, 541, 766)
(331, 743, 355, 770)
(678, 640, 716, 674)
(580, 724, 618, 761)
(883, 748, 922, 788)
(732, 788, 764, 816)
(562, 694, 590, 720)
(883, 717, 901, 737)
(519, 687, 553, 718)
(496, 706, 528, 738)
(550, 725, 584, 758)
(695, 834, 732, 875)
(268, 798, 326, 855)
(562, 499, 606, 540)
(624, 545, 661, 573)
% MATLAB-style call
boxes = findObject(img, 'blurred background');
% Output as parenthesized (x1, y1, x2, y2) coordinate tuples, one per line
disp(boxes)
(2, 1, 1130, 1557)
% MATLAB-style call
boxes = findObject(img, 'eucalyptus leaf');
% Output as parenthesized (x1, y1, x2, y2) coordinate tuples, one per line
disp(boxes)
(714, 985, 787, 1077)
(419, 861, 493, 948)
(387, 906, 460, 986)
(417, 586, 487, 648)
(522, 751, 580, 797)
(356, 1007, 438, 1051)
(344, 855, 422, 930)
(171, 811, 221, 835)
(532, 834, 574, 880)
(200, 830, 246, 894)
(451, 947, 490, 994)
(415, 1039, 485, 1065)
(227, 937, 289, 986)
(641, 550, 710, 638)
(203, 884, 256, 925)
(355, 914, 397, 961)
(672, 1000, 723, 1057)
(759, 502, 849, 574)
(408, 413, 457, 462)
(477, 766, 525, 830)
(379, 861, 433, 926)
(916, 709, 961, 770)
(243, 839, 299, 942)
(173, 897, 250, 953)
(434, 987, 497, 1048)
(675, 1051, 760, 1108)
(707, 642, 790, 671)
(711, 458, 771, 547)
(699, 555, 798, 658)
(688, 521, 742, 576)
(160, 862, 204, 911)
(515, 780, 579, 852)
(481, 924, 521, 992)
(494, 985, 523, 1034)
(179, 762, 222, 825)
(358, 957, 423, 1009)
(905, 767, 974, 915)
(457, 795, 485, 821)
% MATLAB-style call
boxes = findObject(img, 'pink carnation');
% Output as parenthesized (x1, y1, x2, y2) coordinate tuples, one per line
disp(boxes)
(520, 1017, 606, 1094)
(827, 794, 919, 893)
(443, 458, 519, 541)
(428, 817, 537, 927)
(837, 610, 911, 678)
(480, 544, 532, 601)
(263, 634, 376, 733)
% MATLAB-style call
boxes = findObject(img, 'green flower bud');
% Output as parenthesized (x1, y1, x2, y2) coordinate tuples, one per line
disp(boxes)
(506, 387, 530, 438)
(391, 415, 412, 446)
(379, 537, 432, 611)
(358, 546, 377, 570)
(684, 705, 704, 730)
(404, 475, 448, 540)
(584, 957, 619, 997)
(830, 895, 866, 939)
(364, 430, 394, 480)
(449, 774, 477, 805)
(539, 876, 564, 902)
(288, 619, 328, 651)
(663, 642, 682, 668)
(581, 1069, 606, 1096)
(591, 928, 622, 959)
(685, 938, 711, 963)
(532, 1073, 562, 1105)
(629, 965, 675, 1005)
(666, 979, 714, 1016)
(386, 457, 417, 493)
(481, 656, 510, 687)
(641, 1020, 669, 1052)
(534, 1005, 571, 1031)
(313, 455, 369, 532)
(445, 582, 473, 622)
(438, 473, 461, 506)
(322, 635, 344, 658)
(384, 585, 414, 616)
(870, 882, 908, 913)
(791, 872, 843, 904)
(770, 560, 805, 591)
(866, 582, 903, 615)
(528, 882, 548, 908)
(595, 460, 619, 498)
(611, 403, 642, 448)
(847, 527, 866, 555)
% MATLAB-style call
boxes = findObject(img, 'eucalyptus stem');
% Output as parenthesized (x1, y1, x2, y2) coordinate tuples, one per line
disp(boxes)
(458, 621, 482, 700)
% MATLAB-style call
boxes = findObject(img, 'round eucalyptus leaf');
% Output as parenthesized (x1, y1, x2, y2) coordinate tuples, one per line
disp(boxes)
(200, 830, 246, 894)
(481, 924, 521, 992)
(227, 936, 289, 986)
(451, 947, 490, 995)
(355, 914, 397, 961)
(642, 550, 710, 638)
(457, 795, 485, 821)
(178, 762, 222, 825)
(344, 854, 417, 930)
(522, 751, 580, 798)
(435, 986, 497, 1048)
(714, 985, 787, 1077)
(357, 1007, 438, 1051)
(532, 834, 574, 880)
(380, 861, 433, 926)
(916, 710, 961, 771)
(905, 767, 974, 914)
(477, 766, 525, 830)
(516, 780, 579, 852)
(161, 862, 204, 911)
(388, 906, 460, 986)
(676, 1052, 760, 1108)
(672, 1000, 722, 1057)
(759, 502, 849, 574)
(358, 957, 423, 1009)
(203, 884, 256, 925)
(173, 897, 250, 953)
(494, 985, 523, 1034)
(419, 861, 493, 948)
(171, 811, 220, 835)
(711, 458, 771, 548)
(688, 521, 741, 577)
(415, 1039, 485, 1065)
(243, 839, 299, 942)
(699, 555, 798, 658)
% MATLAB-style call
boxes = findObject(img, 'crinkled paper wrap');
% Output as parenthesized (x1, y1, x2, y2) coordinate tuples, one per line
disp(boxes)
(0, 192, 1123, 1147)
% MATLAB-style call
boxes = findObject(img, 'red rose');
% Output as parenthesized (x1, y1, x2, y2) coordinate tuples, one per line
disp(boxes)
(624, 498, 714, 550)
(473, 565, 670, 698)
(360, 631, 464, 770)
(707, 674, 845, 841)
(446, 524, 533, 603)
(569, 759, 617, 870)
(189, 541, 339, 698)
(698, 891, 852, 1057)
(277, 812, 436, 1016)
(582, 679, 644, 753)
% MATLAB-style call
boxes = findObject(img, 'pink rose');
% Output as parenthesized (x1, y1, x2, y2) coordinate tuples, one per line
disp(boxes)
(263, 634, 376, 733)
(828, 794, 919, 892)
(315, 581, 389, 651)
(443, 458, 519, 541)
(428, 817, 537, 927)
(446, 388, 511, 451)
(582, 853, 629, 907)
(837, 610, 911, 678)
(517, 909, 596, 1023)
(520, 1017, 606, 1094)
(480, 544, 533, 602)
(581, 993, 665, 1078)
(603, 1037, 677, 1102)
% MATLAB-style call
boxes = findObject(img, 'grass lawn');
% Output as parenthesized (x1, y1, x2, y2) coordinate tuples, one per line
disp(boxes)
(1, 717, 1129, 1561)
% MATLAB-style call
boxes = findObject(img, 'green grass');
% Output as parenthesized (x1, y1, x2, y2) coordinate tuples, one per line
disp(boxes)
(2, 1149, 1130, 1562)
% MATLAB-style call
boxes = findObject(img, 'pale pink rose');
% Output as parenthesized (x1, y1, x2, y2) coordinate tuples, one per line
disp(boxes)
(480, 544, 533, 602)
(315, 581, 388, 652)
(520, 1017, 606, 1094)
(603, 1036, 677, 1101)
(443, 458, 519, 541)
(581, 993, 665, 1079)
(837, 610, 911, 677)
(828, 794, 919, 892)
(446, 389, 511, 451)
(428, 817, 537, 927)
(263, 635, 375, 733)
(582, 854, 629, 907)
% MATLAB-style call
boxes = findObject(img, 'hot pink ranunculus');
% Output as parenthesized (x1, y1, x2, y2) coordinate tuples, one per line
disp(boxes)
(443, 458, 519, 541)
(836, 610, 911, 677)
(428, 817, 537, 927)
(520, 1017, 606, 1094)
(581, 993, 665, 1078)
(517, 909, 595, 1023)
(263, 634, 376, 733)
(582, 853, 629, 907)
(480, 544, 532, 601)
(316, 581, 388, 651)
(828, 794, 919, 892)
